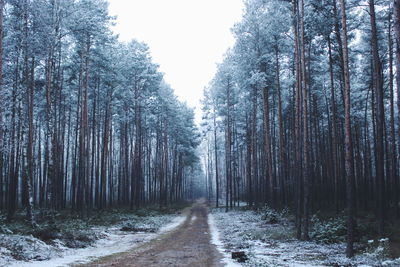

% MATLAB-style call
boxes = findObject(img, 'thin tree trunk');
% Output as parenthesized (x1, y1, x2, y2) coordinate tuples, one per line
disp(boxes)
(388, 8, 399, 218)
(292, 0, 303, 240)
(261, 61, 274, 209)
(339, 0, 355, 257)
(276, 44, 285, 208)
(299, 0, 310, 241)
(369, 0, 385, 236)
(392, 0, 400, 219)
(328, 36, 340, 213)
(0, 0, 4, 210)
(213, 105, 220, 207)
(25, 56, 36, 227)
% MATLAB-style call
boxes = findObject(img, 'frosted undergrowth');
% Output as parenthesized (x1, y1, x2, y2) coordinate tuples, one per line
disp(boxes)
(0, 213, 185, 267)
(211, 208, 400, 267)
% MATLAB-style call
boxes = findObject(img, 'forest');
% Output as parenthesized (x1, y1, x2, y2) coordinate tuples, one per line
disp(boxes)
(0, 0, 202, 217)
(201, 0, 400, 261)
(0, 0, 399, 266)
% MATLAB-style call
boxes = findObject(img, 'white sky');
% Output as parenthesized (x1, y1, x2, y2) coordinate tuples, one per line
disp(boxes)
(107, 0, 244, 124)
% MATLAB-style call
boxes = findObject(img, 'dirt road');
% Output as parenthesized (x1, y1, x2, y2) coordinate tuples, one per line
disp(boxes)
(84, 200, 224, 267)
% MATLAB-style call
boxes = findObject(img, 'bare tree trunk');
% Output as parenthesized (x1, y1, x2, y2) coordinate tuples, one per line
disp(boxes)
(292, 0, 303, 240)
(388, 11, 398, 219)
(25, 56, 36, 227)
(78, 36, 90, 216)
(333, 0, 346, 104)
(299, 0, 310, 241)
(328, 36, 340, 214)
(100, 99, 110, 209)
(369, 0, 385, 236)
(90, 83, 97, 208)
(393, 0, 400, 219)
(246, 115, 253, 206)
(339, 0, 355, 258)
(213, 105, 220, 207)
(251, 86, 258, 206)
(7, 58, 19, 222)
(261, 61, 274, 209)
(225, 79, 232, 211)
(162, 118, 168, 206)
(0, 0, 4, 209)
(276, 44, 285, 208)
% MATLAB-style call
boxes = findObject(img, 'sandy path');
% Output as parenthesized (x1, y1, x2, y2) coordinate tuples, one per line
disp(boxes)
(84, 199, 223, 267)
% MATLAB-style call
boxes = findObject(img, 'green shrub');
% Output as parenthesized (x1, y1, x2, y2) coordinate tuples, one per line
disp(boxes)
(260, 206, 280, 224)
(365, 238, 391, 259)
(310, 215, 346, 244)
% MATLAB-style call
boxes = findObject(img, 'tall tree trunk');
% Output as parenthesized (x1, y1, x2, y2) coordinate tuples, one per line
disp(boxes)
(261, 62, 274, 209)
(339, 0, 356, 258)
(392, 0, 400, 219)
(299, 0, 310, 241)
(25, 56, 36, 227)
(389, 8, 399, 218)
(225, 79, 232, 212)
(246, 115, 253, 206)
(78, 37, 90, 216)
(292, 0, 303, 240)
(213, 105, 220, 207)
(369, 0, 385, 236)
(328, 36, 340, 214)
(7, 59, 19, 222)
(333, 0, 346, 103)
(100, 100, 110, 209)
(90, 83, 97, 208)
(0, 0, 4, 210)
(251, 86, 258, 206)
(276, 44, 285, 208)
(23, 0, 35, 226)
(134, 106, 143, 209)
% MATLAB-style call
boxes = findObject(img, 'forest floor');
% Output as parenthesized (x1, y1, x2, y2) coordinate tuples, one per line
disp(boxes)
(2, 202, 400, 266)
(0, 204, 187, 267)
(211, 206, 400, 267)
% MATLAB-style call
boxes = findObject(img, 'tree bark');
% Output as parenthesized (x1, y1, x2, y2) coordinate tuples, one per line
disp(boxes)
(388, 10, 398, 218)
(393, 0, 400, 219)
(261, 62, 275, 209)
(292, 0, 303, 240)
(369, 0, 385, 236)
(299, 0, 310, 241)
(0, 0, 4, 209)
(339, 0, 356, 258)
(25, 56, 36, 227)
(213, 105, 220, 207)
(328, 36, 340, 214)
(276, 44, 285, 208)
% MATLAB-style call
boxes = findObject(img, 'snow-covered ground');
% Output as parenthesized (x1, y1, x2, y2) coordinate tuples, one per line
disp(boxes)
(209, 213, 242, 267)
(211, 208, 400, 267)
(0, 213, 185, 267)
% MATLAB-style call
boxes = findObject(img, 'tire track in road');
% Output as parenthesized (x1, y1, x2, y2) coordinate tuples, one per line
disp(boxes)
(85, 199, 224, 267)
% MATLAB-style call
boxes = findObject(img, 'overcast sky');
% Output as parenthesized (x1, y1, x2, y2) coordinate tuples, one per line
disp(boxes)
(108, 0, 244, 124)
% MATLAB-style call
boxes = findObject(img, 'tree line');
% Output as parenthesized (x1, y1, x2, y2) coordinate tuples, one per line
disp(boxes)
(0, 0, 200, 225)
(202, 0, 400, 257)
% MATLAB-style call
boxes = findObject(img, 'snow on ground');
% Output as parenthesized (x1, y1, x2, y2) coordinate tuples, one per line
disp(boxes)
(189, 215, 197, 225)
(208, 213, 242, 267)
(211, 208, 400, 267)
(0, 213, 185, 267)
(159, 215, 186, 233)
